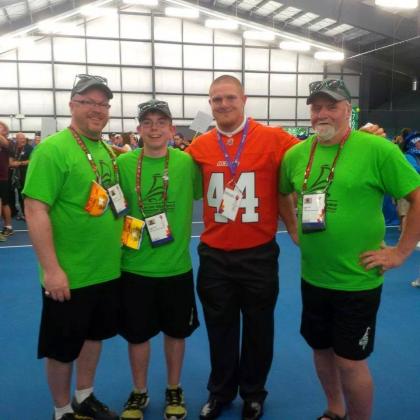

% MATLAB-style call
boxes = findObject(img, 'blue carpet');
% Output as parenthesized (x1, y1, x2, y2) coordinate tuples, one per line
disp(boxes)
(0, 228, 419, 419)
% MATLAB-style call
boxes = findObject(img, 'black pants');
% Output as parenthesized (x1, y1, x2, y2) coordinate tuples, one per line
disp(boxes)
(197, 239, 280, 403)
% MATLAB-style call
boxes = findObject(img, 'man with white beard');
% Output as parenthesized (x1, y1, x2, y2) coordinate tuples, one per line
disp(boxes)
(279, 79, 420, 420)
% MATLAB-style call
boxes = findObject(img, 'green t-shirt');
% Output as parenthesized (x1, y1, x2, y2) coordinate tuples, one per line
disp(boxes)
(23, 128, 123, 289)
(280, 130, 420, 291)
(117, 147, 202, 277)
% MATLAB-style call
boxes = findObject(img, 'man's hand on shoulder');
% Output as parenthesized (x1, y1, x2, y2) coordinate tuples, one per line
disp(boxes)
(359, 123, 386, 138)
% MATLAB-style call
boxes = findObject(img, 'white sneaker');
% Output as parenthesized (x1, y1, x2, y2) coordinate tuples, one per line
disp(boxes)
(411, 278, 420, 288)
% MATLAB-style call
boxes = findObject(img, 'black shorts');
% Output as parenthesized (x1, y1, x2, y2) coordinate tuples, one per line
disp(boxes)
(119, 270, 199, 344)
(0, 180, 9, 204)
(300, 279, 382, 361)
(38, 279, 121, 363)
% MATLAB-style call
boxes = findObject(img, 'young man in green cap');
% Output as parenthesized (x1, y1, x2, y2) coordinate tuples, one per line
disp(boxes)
(117, 99, 201, 420)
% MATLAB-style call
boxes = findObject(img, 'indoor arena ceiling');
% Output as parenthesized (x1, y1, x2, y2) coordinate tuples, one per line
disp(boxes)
(0, 0, 419, 78)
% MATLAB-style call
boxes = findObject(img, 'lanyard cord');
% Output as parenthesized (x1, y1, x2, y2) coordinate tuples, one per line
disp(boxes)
(216, 118, 250, 179)
(68, 126, 118, 185)
(302, 128, 351, 193)
(136, 149, 169, 218)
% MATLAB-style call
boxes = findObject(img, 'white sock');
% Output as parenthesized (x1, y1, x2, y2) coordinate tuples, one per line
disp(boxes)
(167, 383, 181, 390)
(134, 387, 147, 394)
(5, 225, 12, 229)
(54, 403, 73, 420)
(75, 387, 93, 404)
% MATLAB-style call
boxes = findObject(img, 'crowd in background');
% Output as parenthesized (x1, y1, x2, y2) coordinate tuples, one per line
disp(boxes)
(0, 123, 194, 242)
(107, 130, 192, 154)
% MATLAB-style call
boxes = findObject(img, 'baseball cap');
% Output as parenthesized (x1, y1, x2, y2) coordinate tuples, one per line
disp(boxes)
(307, 79, 351, 104)
(71, 74, 113, 99)
(138, 99, 172, 121)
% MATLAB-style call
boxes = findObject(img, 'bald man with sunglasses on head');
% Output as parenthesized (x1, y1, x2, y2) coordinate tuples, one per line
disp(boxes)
(24, 74, 125, 420)
(280, 79, 420, 420)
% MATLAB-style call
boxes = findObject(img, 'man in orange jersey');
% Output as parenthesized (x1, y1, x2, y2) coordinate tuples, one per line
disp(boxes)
(187, 75, 299, 420)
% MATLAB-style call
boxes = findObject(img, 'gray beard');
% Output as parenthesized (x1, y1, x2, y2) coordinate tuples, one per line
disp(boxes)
(315, 125, 336, 142)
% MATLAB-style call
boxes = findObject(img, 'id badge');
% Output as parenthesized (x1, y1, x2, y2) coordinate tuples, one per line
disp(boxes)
(144, 212, 174, 247)
(121, 215, 145, 250)
(107, 183, 129, 218)
(301, 193, 326, 233)
(217, 185, 243, 221)
(85, 181, 109, 216)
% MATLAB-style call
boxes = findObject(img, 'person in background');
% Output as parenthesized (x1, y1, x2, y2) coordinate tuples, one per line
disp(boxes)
(9, 132, 33, 219)
(401, 131, 420, 288)
(129, 132, 139, 149)
(279, 78, 420, 420)
(33, 131, 42, 147)
(173, 133, 187, 151)
(0, 121, 13, 239)
(112, 132, 132, 155)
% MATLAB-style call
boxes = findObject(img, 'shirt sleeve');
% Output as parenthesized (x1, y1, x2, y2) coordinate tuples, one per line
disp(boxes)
(279, 150, 295, 194)
(380, 146, 420, 199)
(22, 142, 66, 206)
(192, 161, 203, 200)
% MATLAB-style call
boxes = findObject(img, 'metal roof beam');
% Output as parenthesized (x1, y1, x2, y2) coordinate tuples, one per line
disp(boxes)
(278, 0, 417, 41)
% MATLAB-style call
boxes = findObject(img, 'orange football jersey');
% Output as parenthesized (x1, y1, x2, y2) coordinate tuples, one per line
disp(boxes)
(188, 118, 298, 250)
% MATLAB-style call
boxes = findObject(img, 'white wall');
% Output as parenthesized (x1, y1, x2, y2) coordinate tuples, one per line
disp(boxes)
(0, 9, 359, 133)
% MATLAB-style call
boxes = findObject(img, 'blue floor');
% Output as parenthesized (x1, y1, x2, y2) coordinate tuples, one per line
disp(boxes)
(0, 221, 419, 419)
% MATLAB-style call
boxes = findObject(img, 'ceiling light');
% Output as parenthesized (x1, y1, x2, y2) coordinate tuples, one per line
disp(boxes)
(0, 36, 16, 52)
(205, 19, 239, 30)
(164, 7, 199, 18)
(37, 21, 79, 34)
(243, 30, 275, 41)
(80, 6, 118, 17)
(0, 36, 36, 52)
(123, 0, 159, 6)
(279, 41, 311, 51)
(314, 51, 345, 61)
(375, 0, 417, 8)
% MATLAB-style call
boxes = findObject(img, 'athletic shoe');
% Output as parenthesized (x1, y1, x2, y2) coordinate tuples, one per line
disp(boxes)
(242, 401, 263, 420)
(0, 233, 6, 241)
(164, 386, 187, 420)
(1, 227, 13, 237)
(199, 397, 229, 419)
(411, 278, 420, 288)
(121, 390, 150, 420)
(52, 413, 93, 420)
(71, 393, 119, 420)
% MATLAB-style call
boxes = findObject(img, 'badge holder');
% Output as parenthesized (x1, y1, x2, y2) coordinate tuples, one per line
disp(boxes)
(301, 192, 326, 233)
(144, 212, 174, 247)
(85, 181, 109, 216)
(217, 182, 243, 221)
(107, 183, 129, 218)
(121, 215, 145, 250)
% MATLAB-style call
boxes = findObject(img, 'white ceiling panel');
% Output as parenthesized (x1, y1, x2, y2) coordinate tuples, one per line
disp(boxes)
(289, 12, 319, 27)
(273, 6, 301, 21)
(255, 1, 282, 17)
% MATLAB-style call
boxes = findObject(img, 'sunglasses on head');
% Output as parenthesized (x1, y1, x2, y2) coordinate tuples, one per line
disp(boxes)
(138, 101, 169, 113)
(73, 74, 108, 88)
(309, 79, 351, 97)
